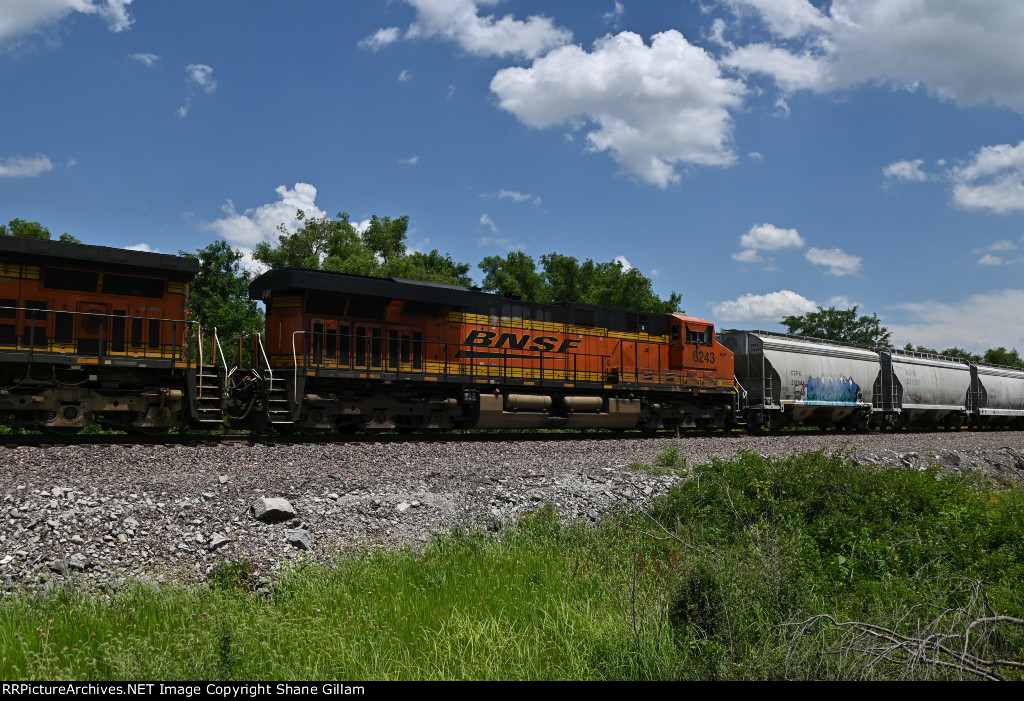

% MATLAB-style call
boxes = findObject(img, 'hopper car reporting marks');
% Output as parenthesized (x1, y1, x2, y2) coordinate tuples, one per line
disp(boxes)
(0, 236, 225, 434)
(226, 268, 739, 434)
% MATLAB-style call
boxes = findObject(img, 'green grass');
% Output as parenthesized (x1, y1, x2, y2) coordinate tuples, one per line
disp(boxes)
(2, 450, 1022, 680)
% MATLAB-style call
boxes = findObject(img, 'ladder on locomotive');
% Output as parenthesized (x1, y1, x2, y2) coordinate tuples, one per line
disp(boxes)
(194, 328, 226, 426)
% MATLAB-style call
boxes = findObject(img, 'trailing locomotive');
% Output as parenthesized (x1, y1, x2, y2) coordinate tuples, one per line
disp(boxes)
(226, 268, 738, 433)
(0, 236, 223, 434)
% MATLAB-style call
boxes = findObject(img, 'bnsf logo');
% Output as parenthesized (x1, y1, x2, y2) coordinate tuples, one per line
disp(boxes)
(464, 330, 581, 353)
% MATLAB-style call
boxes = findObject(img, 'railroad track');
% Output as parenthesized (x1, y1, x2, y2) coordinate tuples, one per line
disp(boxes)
(0, 429, 713, 448)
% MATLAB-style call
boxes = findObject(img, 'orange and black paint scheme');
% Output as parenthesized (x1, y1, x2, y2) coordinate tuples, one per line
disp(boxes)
(235, 269, 736, 433)
(0, 236, 222, 433)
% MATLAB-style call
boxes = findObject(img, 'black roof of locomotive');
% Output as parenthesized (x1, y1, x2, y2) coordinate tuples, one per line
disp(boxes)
(0, 236, 199, 278)
(249, 267, 672, 335)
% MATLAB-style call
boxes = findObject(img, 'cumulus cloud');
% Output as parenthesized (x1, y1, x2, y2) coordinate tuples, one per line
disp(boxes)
(491, 30, 745, 188)
(950, 141, 1024, 214)
(126, 242, 158, 253)
(888, 290, 1024, 353)
(204, 183, 327, 255)
(978, 254, 1005, 266)
(0, 0, 135, 41)
(883, 159, 929, 184)
(739, 222, 804, 251)
(721, 0, 1024, 116)
(805, 246, 863, 276)
(712, 290, 818, 324)
(733, 223, 804, 265)
(613, 255, 632, 271)
(398, 69, 412, 82)
(358, 26, 401, 51)
(0, 154, 54, 177)
(402, 0, 572, 59)
(397, 155, 420, 166)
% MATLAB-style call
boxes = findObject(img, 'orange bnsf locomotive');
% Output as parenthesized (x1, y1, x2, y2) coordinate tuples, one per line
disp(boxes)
(227, 268, 738, 433)
(0, 236, 224, 434)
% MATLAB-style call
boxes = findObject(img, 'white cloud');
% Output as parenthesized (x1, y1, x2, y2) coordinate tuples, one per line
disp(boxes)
(603, 2, 625, 25)
(739, 222, 804, 251)
(358, 26, 401, 51)
(446, 85, 456, 100)
(0, 154, 54, 177)
(951, 141, 1024, 214)
(0, 0, 134, 41)
(825, 295, 856, 309)
(723, 0, 830, 40)
(204, 183, 327, 253)
(479, 213, 500, 234)
(723, 43, 831, 92)
(722, 1, 1024, 116)
(712, 289, 818, 324)
(731, 248, 762, 264)
(748, 151, 764, 162)
(478, 236, 521, 249)
(126, 242, 158, 253)
(131, 52, 159, 67)
(491, 30, 745, 188)
(613, 255, 632, 271)
(989, 240, 1018, 251)
(978, 254, 1005, 266)
(805, 246, 863, 276)
(398, 69, 412, 82)
(482, 189, 542, 205)
(186, 64, 216, 94)
(883, 159, 928, 184)
(404, 0, 572, 59)
(889, 290, 1024, 353)
(397, 155, 420, 166)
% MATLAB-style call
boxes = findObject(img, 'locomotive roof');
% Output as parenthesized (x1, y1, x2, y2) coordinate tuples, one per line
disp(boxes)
(249, 267, 684, 336)
(0, 235, 199, 278)
(250, 268, 490, 306)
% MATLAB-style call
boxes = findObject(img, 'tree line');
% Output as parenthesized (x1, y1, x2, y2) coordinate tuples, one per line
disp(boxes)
(4, 214, 1022, 367)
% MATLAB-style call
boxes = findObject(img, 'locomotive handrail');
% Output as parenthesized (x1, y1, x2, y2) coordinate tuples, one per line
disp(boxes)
(213, 327, 229, 377)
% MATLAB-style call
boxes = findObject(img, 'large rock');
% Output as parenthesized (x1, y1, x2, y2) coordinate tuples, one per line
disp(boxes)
(286, 529, 312, 551)
(251, 497, 297, 523)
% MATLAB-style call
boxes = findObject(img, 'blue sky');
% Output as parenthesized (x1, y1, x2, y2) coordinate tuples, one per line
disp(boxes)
(3, 0, 1024, 353)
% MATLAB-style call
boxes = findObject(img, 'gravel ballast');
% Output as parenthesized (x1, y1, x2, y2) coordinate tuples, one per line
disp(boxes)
(2, 432, 1024, 594)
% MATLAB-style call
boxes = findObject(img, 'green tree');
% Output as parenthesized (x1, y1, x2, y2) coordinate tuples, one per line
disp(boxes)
(1, 218, 81, 242)
(982, 346, 1024, 367)
(478, 251, 550, 303)
(181, 240, 264, 349)
(479, 251, 681, 313)
(1, 218, 51, 239)
(781, 305, 892, 346)
(253, 210, 471, 286)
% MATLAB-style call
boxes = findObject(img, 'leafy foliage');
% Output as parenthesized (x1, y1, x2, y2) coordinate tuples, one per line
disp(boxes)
(781, 305, 891, 346)
(479, 251, 682, 313)
(252, 210, 472, 286)
(1, 218, 81, 243)
(181, 240, 264, 344)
